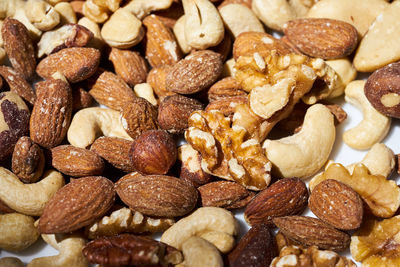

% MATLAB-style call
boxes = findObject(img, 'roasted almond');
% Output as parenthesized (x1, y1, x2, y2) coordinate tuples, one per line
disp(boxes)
(146, 65, 176, 100)
(38, 176, 115, 234)
(207, 77, 246, 102)
(284, 18, 358, 59)
(72, 86, 94, 112)
(115, 173, 198, 217)
(0, 66, 36, 105)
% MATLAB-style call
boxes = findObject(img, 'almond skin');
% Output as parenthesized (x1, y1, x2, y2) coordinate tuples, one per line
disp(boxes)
(207, 77, 246, 102)
(36, 47, 100, 83)
(273, 216, 350, 252)
(244, 178, 308, 226)
(115, 173, 198, 217)
(309, 179, 363, 230)
(51, 145, 105, 177)
(0, 66, 36, 105)
(38, 176, 115, 234)
(284, 18, 358, 59)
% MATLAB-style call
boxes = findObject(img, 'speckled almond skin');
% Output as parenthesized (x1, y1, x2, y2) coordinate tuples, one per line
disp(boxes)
(0, 66, 36, 105)
(38, 176, 115, 234)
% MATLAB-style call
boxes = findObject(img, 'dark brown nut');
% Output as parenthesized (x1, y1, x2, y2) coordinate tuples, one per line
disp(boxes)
(158, 94, 204, 134)
(244, 178, 308, 226)
(146, 65, 176, 101)
(2, 18, 36, 81)
(198, 181, 255, 210)
(275, 231, 299, 252)
(365, 61, 400, 118)
(205, 96, 248, 118)
(130, 130, 177, 175)
(0, 92, 30, 161)
(70, 1, 84, 16)
(273, 216, 351, 252)
(207, 77, 246, 102)
(152, 2, 184, 29)
(166, 50, 223, 94)
(72, 87, 94, 112)
(210, 30, 232, 62)
(116, 173, 198, 217)
(0, 66, 36, 105)
(51, 145, 105, 177)
(30, 79, 73, 148)
(109, 48, 148, 87)
(82, 234, 183, 267)
(323, 102, 348, 125)
(11, 136, 45, 183)
(90, 137, 135, 173)
(228, 224, 278, 267)
(121, 98, 159, 140)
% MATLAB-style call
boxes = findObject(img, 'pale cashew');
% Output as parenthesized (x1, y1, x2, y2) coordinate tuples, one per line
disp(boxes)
(325, 58, 357, 98)
(12, 7, 42, 40)
(134, 83, 158, 106)
(28, 233, 88, 267)
(263, 104, 335, 179)
(25, 0, 60, 31)
(54, 2, 77, 25)
(182, 0, 225, 50)
(0, 213, 39, 252)
(173, 16, 192, 54)
(101, 8, 144, 49)
(0, 257, 24, 267)
(222, 58, 236, 78)
(123, 0, 173, 20)
(343, 80, 391, 150)
(219, 4, 265, 38)
(67, 107, 132, 148)
(161, 207, 239, 253)
(78, 17, 104, 50)
(0, 168, 64, 216)
(0, 0, 23, 19)
(178, 237, 224, 267)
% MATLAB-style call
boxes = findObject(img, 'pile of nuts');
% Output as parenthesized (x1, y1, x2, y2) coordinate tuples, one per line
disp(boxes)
(0, 0, 400, 266)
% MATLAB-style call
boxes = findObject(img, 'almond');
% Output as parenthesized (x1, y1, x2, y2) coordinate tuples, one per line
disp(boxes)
(284, 18, 358, 59)
(146, 66, 176, 100)
(142, 14, 182, 68)
(90, 136, 135, 173)
(72, 86, 94, 112)
(36, 47, 100, 83)
(2, 18, 36, 81)
(207, 77, 246, 102)
(115, 173, 198, 217)
(166, 50, 223, 95)
(272, 216, 351, 252)
(206, 96, 247, 118)
(244, 178, 308, 226)
(51, 145, 105, 177)
(38, 176, 115, 234)
(309, 179, 363, 230)
(0, 66, 36, 105)
(29, 79, 73, 148)
(89, 71, 137, 111)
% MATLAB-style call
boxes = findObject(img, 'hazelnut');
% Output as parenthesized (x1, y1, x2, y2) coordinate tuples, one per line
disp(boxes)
(130, 130, 177, 175)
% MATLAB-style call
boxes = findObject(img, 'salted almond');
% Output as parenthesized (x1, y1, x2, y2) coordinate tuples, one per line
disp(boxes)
(0, 66, 36, 105)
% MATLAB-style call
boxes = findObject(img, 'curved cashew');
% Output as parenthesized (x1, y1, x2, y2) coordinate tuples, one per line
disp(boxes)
(343, 80, 391, 150)
(324, 58, 357, 98)
(25, 0, 60, 31)
(78, 17, 104, 50)
(178, 237, 224, 267)
(134, 83, 157, 106)
(161, 207, 239, 253)
(54, 2, 77, 25)
(219, 4, 264, 38)
(28, 233, 88, 267)
(12, 7, 42, 40)
(173, 16, 192, 54)
(67, 107, 132, 148)
(263, 104, 335, 179)
(124, 0, 173, 20)
(0, 168, 64, 216)
(0, 213, 39, 252)
(182, 0, 225, 50)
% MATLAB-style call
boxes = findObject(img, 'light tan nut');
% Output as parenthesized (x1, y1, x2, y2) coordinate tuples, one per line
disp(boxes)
(222, 57, 236, 77)
(123, 0, 173, 20)
(0, 47, 6, 64)
(173, 15, 192, 54)
(77, 17, 104, 50)
(85, 207, 175, 239)
(134, 83, 158, 106)
(309, 163, 400, 218)
(101, 8, 144, 49)
(54, 2, 77, 25)
(263, 104, 335, 179)
(351, 216, 400, 266)
(12, 8, 42, 40)
(343, 80, 391, 150)
(161, 207, 239, 253)
(82, 0, 109, 23)
(179, 237, 224, 267)
(25, 0, 60, 31)
(0, 213, 39, 252)
(0, 168, 64, 216)
(28, 233, 88, 267)
(324, 58, 356, 98)
(67, 107, 132, 148)
(0, 0, 21, 19)
(182, 0, 225, 50)
(0, 257, 24, 267)
(271, 245, 356, 267)
(354, 1, 400, 72)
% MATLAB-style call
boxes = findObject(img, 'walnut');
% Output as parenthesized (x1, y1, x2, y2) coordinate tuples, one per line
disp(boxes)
(85, 207, 175, 239)
(185, 110, 271, 191)
(82, 0, 122, 23)
(271, 245, 356, 267)
(351, 216, 400, 266)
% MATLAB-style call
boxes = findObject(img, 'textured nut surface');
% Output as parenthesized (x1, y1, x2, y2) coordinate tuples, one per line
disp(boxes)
(38, 176, 115, 234)
(0, 66, 36, 105)
(206, 96, 248, 118)
(25, 0, 60, 31)
(207, 77, 246, 102)
(116, 173, 198, 217)
(72, 87, 94, 112)
(147, 65, 176, 100)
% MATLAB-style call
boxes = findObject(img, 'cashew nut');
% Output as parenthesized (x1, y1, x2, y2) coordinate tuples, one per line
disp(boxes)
(219, 4, 264, 38)
(0, 257, 24, 267)
(182, 0, 225, 50)
(173, 16, 192, 54)
(12, 7, 42, 40)
(343, 80, 391, 150)
(324, 58, 357, 98)
(263, 104, 335, 179)
(67, 107, 132, 148)
(28, 233, 88, 267)
(178, 237, 224, 267)
(123, 0, 173, 20)
(134, 83, 158, 106)
(0, 213, 39, 252)
(161, 207, 239, 253)
(222, 58, 236, 78)
(78, 17, 104, 50)
(25, 0, 60, 31)
(54, 2, 77, 25)
(0, 168, 64, 216)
